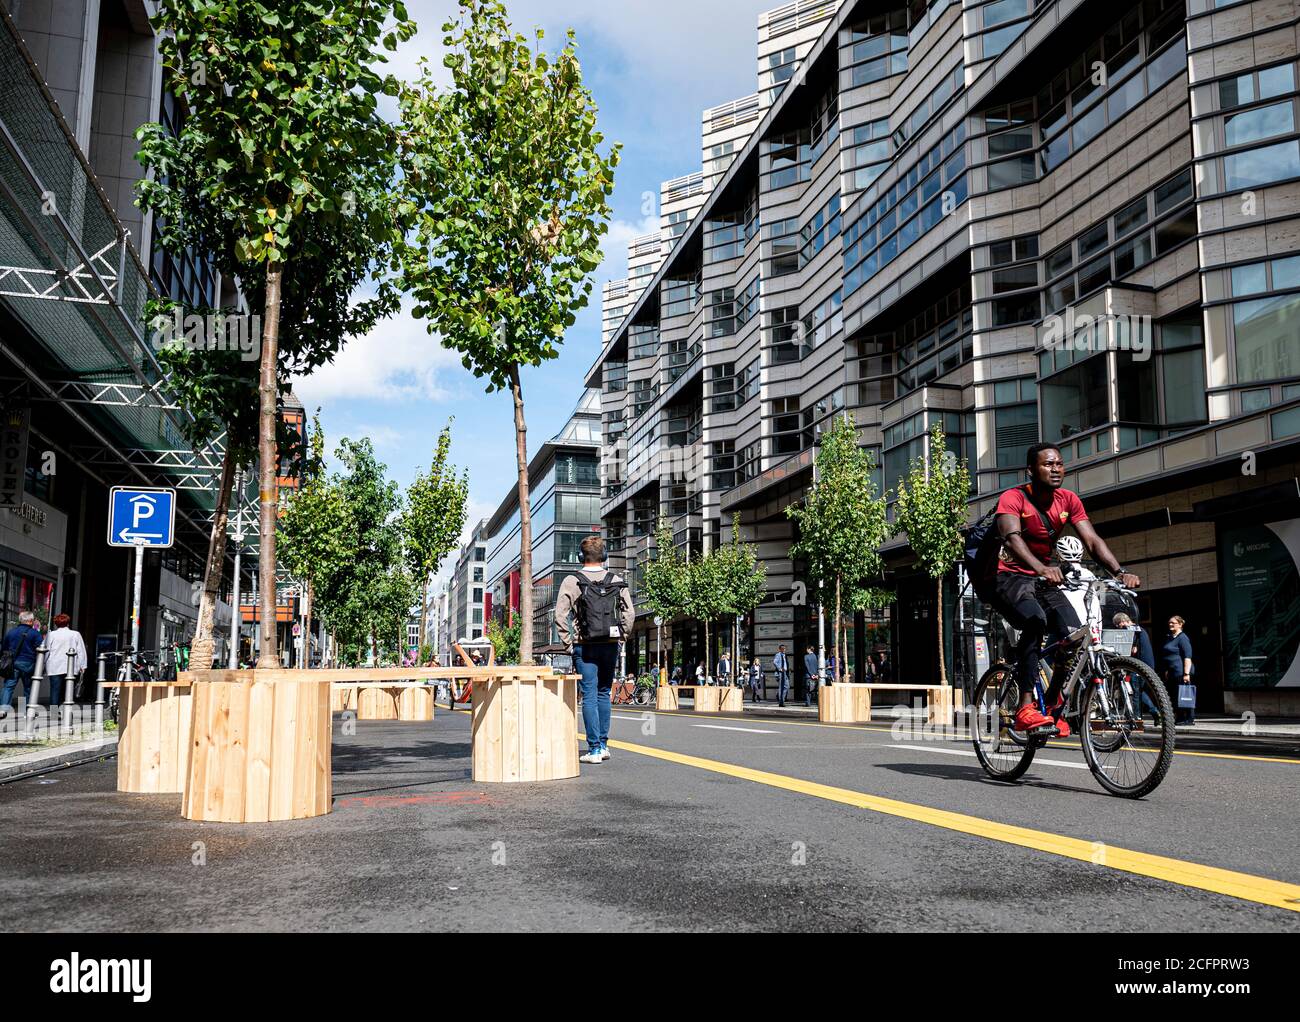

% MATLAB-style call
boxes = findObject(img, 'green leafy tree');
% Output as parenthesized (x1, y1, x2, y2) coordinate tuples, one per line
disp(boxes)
(396, 0, 620, 663)
(893, 423, 972, 685)
(684, 546, 732, 679)
(402, 422, 470, 656)
(787, 414, 891, 684)
(639, 518, 688, 670)
(279, 414, 354, 667)
(487, 616, 522, 665)
(137, 0, 415, 668)
(715, 515, 767, 678)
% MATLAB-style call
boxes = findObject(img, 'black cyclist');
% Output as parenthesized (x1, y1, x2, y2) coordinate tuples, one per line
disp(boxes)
(994, 444, 1141, 737)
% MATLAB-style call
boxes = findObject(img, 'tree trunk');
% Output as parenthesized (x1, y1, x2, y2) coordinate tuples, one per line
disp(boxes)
(507, 365, 535, 664)
(370, 626, 378, 666)
(936, 575, 947, 685)
(255, 261, 284, 669)
(191, 447, 236, 670)
(303, 582, 313, 668)
(833, 576, 841, 685)
(418, 577, 428, 657)
(705, 618, 711, 679)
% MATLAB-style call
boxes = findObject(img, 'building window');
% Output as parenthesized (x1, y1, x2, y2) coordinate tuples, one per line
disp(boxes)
(801, 289, 844, 349)
(707, 289, 738, 337)
(993, 379, 1039, 469)
(844, 118, 892, 193)
(845, 8, 909, 86)
(769, 397, 812, 456)
(764, 306, 805, 364)
(603, 361, 627, 393)
(472, 567, 484, 583)
(763, 217, 802, 276)
(801, 193, 842, 263)
(1040, 354, 1109, 442)
(762, 130, 812, 191)
(629, 324, 659, 361)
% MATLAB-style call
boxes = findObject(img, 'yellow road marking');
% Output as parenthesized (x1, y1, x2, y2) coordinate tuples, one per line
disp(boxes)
(639, 709, 1300, 765)
(604, 736, 1300, 913)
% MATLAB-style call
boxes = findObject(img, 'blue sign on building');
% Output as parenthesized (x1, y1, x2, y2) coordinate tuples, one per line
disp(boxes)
(107, 487, 176, 548)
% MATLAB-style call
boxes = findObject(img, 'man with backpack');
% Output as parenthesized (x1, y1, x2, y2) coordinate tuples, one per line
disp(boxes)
(975, 444, 1139, 738)
(554, 536, 636, 765)
(1, 611, 42, 720)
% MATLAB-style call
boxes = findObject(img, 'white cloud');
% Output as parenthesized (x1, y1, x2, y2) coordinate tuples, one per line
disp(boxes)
(598, 214, 660, 284)
(291, 299, 464, 405)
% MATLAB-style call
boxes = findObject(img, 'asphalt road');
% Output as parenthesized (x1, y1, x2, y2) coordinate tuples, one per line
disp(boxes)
(1, 704, 1297, 932)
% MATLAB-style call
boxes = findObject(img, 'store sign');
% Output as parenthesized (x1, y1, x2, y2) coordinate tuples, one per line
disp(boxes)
(1, 407, 30, 510)
(10, 501, 47, 528)
(1220, 520, 1300, 689)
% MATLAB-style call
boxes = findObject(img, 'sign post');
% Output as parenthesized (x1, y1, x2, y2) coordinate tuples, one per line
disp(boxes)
(108, 488, 176, 655)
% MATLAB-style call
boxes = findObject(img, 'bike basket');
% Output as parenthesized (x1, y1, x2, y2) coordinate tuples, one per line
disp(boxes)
(1100, 628, 1136, 656)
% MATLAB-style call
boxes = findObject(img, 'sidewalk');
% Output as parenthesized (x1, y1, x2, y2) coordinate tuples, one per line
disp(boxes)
(0, 732, 118, 782)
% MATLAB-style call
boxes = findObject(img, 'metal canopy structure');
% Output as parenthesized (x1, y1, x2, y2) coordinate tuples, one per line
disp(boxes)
(0, 9, 229, 561)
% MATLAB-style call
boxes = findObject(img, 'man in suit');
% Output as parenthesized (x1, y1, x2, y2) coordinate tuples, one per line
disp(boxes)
(773, 645, 790, 707)
(803, 646, 820, 707)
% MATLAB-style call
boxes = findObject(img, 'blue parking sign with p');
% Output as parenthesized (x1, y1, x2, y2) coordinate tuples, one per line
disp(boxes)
(108, 487, 176, 548)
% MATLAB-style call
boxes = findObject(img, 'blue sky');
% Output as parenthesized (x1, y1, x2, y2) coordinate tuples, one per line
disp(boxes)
(290, 0, 775, 571)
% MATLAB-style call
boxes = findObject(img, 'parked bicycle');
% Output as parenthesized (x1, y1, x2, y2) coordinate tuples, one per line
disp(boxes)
(972, 573, 1175, 798)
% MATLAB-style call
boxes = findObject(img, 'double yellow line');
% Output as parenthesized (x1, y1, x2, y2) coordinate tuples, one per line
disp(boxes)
(603, 736, 1300, 913)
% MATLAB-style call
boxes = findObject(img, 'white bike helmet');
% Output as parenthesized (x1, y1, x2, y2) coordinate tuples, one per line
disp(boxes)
(1055, 535, 1084, 563)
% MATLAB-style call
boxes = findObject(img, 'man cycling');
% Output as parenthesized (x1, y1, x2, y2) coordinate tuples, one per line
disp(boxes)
(995, 444, 1140, 738)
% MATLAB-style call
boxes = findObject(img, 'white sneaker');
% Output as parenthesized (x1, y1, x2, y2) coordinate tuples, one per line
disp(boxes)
(599, 746, 611, 762)
(580, 750, 603, 765)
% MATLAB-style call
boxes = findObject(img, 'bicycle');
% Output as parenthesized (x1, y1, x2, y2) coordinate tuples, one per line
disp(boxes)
(971, 573, 1175, 798)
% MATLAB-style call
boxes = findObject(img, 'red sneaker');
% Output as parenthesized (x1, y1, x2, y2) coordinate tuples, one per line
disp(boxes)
(1046, 698, 1072, 738)
(1014, 704, 1056, 732)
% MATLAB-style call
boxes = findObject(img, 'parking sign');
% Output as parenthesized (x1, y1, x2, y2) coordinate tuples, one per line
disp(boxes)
(108, 487, 176, 548)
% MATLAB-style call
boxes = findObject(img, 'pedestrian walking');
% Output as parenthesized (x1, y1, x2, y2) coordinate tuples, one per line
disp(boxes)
(718, 652, 731, 686)
(1160, 615, 1196, 725)
(554, 536, 636, 765)
(748, 659, 764, 703)
(1113, 612, 1160, 720)
(803, 646, 819, 707)
(43, 614, 88, 708)
(1, 611, 41, 719)
(773, 644, 790, 706)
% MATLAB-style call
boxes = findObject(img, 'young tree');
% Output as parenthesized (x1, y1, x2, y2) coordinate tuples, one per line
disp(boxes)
(279, 414, 354, 666)
(716, 515, 767, 681)
(396, 0, 620, 663)
(893, 423, 972, 685)
(487, 616, 522, 665)
(787, 414, 891, 685)
(640, 518, 688, 670)
(138, 0, 415, 668)
(402, 423, 469, 655)
(684, 546, 731, 679)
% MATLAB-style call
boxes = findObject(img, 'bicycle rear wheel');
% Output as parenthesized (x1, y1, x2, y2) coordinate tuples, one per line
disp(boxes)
(1080, 654, 1175, 798)
(972, 664, 1037, 782)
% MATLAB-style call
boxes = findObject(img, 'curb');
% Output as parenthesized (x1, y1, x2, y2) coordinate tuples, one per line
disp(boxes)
(0, 735, 118, 783)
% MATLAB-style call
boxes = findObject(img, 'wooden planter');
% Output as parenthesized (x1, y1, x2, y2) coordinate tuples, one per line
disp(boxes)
(818, 684, 873, 724)
(183, 674, 332, 823)
(719, 686, 743, 712)
(115, 682, 193, 794)
(397, 686, 435, 722)
(331, 686, 358, 713)
(656, 685, 679, 711)
(357, 686, 399, 721)
(471, 673, 578, 783)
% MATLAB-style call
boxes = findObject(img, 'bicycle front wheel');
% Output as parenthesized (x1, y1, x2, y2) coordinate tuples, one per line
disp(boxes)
(972, 664, 1036, 782)
(1080, 654, 1175, 798)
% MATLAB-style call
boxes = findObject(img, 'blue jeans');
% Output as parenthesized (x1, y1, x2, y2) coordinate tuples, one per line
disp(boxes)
(47, 674, 67, 707)
(575, 643, 618, 752)
(2, 661, 35, 712)
(776, 671, 789, 704)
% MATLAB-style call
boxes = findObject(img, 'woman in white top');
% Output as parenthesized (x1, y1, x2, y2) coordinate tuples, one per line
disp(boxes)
(43, 613, 88, 706)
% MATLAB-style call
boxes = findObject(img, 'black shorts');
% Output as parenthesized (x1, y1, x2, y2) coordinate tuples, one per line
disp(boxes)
(993, 571, 1081, 641)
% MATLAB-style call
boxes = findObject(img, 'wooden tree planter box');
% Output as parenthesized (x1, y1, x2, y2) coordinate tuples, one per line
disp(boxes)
(471, 673, 579, 783)
(331, 686, 358, 713)
(182, 673, 332, 823)
(655, 685, 741, 713)
(111, 682, 193, 794)
(818, 684, 873, 724)
(397, 686, 435, 722)
(356, 686, 399, 721)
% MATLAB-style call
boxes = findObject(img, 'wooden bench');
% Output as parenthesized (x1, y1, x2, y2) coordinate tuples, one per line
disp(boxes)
(656, 684, 743, 713)
(817, 683, 958, 726)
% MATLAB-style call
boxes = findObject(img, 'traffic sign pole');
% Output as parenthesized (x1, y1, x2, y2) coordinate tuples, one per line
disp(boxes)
(131, 541, 144, 653)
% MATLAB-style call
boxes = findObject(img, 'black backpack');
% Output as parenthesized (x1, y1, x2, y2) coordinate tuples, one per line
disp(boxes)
(963, 485, 1058, 603)
(575, 571, 627, 642)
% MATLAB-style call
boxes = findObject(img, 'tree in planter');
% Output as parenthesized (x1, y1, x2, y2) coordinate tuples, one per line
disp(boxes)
(715, 515, 767, 682)
(639, 518, 688, 671)
(787, 414, 891, 685)
(402, 422, 469, 657)
(892, 423, 972, 685)
(683, 545, 732, 680)
(138, 0, 415, 668)
(396, 0, 620, 663)
(279, 414, 354, 668)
